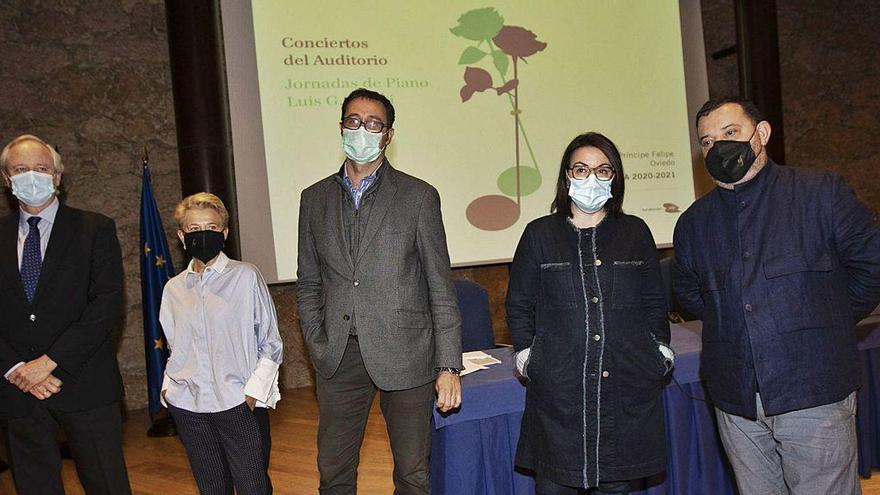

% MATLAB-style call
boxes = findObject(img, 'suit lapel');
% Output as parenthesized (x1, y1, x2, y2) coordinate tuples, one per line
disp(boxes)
(327, 183, 354, 271)
(32, 204, 76, 304)
(356, 165, 399, 264)
(0, 213, 27, 305)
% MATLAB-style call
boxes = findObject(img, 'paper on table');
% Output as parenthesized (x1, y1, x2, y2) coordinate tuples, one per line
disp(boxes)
(460, 350, 502, 376)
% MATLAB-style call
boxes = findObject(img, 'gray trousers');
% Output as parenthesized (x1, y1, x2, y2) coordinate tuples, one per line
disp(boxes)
(715, 392, 860, 495)
(316, 336, 435, 495)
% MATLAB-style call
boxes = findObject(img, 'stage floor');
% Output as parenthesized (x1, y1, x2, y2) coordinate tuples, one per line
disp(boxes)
(0, 387, 877, 494)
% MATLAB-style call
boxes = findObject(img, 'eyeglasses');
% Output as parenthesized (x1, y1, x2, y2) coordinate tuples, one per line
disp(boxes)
(341, 116, 388, 133)
(569, 163, 614, 181)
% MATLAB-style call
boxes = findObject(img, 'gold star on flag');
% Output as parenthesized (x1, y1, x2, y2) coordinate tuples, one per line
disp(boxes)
(154, 338, 164, 350)
(144, 242, 151, 256)
(155, 255, 166, 268)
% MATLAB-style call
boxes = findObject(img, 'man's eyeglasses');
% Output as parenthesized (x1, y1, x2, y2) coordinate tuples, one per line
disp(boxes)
(569, 164, 615, 182)
(341, 116, 387, 133)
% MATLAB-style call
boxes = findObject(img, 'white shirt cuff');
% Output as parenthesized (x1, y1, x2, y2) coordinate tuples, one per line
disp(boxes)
(658, 343, 675, 374)
(4, 362, 25, 380)
(244, 357, 281, 408)
(160, 372, 171, 408)
(515, 348, 531, 378)
(658, 343, 675, 363)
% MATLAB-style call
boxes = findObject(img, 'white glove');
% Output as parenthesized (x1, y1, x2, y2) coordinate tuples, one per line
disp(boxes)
(515, 347, 531, 378)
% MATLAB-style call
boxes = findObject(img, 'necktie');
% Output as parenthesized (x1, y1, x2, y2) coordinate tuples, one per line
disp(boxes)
(21, 216, 42, 303)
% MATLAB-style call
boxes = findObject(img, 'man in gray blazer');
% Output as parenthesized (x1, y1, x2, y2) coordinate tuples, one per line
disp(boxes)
(297, 88, 463, 494)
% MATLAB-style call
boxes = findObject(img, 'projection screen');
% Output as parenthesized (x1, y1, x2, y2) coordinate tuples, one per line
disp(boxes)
(221, 0, 710, 283)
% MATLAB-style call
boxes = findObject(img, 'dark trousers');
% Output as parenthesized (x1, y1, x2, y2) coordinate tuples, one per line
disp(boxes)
(536, 477, 631, 495)
(4, 401, 131, 495)
(316, 336, 435, 495)
(169, 402, 271, 495)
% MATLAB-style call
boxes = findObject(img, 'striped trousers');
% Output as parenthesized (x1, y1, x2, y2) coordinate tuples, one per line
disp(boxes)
(169, 402, 271, 495)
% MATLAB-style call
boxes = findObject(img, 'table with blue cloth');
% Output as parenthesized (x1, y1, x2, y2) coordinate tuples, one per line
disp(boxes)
(431, 318, 880, 495)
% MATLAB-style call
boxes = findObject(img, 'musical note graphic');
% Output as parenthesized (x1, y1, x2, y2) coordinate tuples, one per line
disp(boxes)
(451, 7, 547, 231)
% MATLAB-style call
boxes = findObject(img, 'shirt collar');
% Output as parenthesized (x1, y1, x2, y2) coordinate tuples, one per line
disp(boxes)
(342, 161, 383, 184)
(185, 251, 230, 277)
(19, 197, 60, 230)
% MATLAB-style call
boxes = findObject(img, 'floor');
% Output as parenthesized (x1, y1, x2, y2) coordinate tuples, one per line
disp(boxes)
(0, 387, 877, 494)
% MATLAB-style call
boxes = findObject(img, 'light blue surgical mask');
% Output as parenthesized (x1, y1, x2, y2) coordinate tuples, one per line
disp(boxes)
(10, 171, 56, 207)
(568, 175, 612, 214)
(342, 128, 385, 164)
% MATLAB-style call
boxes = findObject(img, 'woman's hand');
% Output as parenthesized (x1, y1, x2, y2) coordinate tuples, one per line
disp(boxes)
(245, 395, 257, 410)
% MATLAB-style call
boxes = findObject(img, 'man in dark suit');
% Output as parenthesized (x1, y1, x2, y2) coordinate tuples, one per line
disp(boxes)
(673, 99, 880, 494)
(297, 89, 462, 494)
(0, 134, 131, 494)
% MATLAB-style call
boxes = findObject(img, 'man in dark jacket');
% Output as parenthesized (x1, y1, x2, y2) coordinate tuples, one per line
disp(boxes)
(673, 98, 880, 494)
(0, 134, 131, 493)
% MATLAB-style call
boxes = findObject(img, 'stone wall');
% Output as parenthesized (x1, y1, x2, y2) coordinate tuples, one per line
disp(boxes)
(700, 0, 880, 213)
(1, 1, 876, 405)
(777, 0, 880, 213)
(0, 0, 182, 410)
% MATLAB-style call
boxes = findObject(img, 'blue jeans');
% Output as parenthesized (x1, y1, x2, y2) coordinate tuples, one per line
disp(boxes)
(715, 392, 860, 495)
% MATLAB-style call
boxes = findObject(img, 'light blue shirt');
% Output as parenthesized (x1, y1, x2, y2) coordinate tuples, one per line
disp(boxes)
(159, 252, 283, 413)
(343, 163, 382, 209)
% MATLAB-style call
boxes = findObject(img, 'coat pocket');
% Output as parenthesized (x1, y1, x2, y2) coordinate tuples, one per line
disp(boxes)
(763, 252, 834, 332)
(539, 262, 576, 308)
(396, 309, 430, 329)
(612, 261, 643, 308)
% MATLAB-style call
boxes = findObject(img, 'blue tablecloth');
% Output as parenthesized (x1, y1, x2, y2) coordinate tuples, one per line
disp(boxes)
(431, 318, 880, 494)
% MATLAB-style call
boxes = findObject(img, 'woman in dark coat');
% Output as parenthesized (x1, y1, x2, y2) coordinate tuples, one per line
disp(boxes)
(506, 132, 673, 494)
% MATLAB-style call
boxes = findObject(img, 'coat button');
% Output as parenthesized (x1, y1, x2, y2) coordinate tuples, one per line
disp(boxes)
(29, 314, 36, 322)
(744, 304, 753, 312)
(591, 296, 599, 303)
(343, 314, 350, 321)
(594, 259, 602, 266)
(593, 334, 601, 341)
(602, 370, 610, 378)
(353, 280, 360, 287)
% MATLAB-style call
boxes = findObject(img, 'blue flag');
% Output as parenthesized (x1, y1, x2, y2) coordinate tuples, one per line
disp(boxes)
(140, 163, 175, 417)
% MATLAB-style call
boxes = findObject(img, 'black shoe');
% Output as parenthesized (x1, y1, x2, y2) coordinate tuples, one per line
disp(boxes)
(147, 408, 178, 437)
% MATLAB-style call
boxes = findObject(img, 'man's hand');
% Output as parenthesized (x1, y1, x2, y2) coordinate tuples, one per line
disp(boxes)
(245, 395, 257, 411)
(435, 372, 462, 412)
(28, 374, 62, 400)
(9, 355, 58, 393)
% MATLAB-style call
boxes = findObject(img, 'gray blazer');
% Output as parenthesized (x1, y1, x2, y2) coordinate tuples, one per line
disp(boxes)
(297, 162, 462, 390)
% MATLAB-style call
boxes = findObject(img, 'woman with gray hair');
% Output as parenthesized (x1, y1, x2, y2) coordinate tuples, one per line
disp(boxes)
(160, 192, 282, 495)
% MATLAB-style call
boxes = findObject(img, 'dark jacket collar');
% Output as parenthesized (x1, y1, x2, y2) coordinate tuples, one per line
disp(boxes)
(1, 203, 76, 306)
(717, 159, 777, 204)
(556, 210, 619, 241)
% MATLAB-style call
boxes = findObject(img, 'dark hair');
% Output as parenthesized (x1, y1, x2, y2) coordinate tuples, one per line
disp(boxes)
(695, 97, 765, 128)
(341, 88, 395, 128)
(551, 132, 625, 218)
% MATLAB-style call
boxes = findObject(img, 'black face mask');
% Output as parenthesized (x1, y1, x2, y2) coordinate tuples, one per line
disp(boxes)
(183, 230, 225, 263)
(704, 128, 759, 184)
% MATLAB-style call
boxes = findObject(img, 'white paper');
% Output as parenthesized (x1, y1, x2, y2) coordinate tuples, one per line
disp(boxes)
(460, 351, 502, 376)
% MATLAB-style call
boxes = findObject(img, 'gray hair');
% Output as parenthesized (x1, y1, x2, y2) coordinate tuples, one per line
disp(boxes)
(0, 134, 65, 177)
